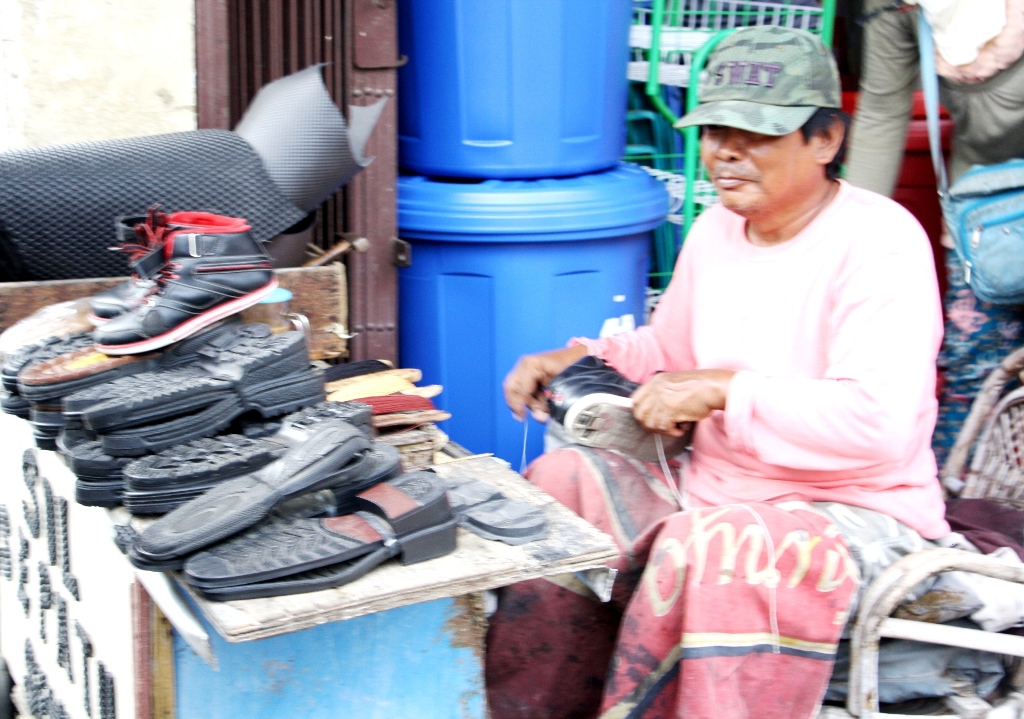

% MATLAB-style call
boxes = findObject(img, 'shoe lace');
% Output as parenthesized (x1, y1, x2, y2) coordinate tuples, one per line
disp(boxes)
(108, 205, 170, 273)
(141, 229, 184, 301)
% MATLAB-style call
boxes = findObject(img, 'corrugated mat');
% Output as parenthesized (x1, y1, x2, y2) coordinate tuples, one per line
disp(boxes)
(0, 129, 305, 281)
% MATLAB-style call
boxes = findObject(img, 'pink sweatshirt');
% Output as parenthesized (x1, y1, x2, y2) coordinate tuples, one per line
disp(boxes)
(575, 181, 950, 539)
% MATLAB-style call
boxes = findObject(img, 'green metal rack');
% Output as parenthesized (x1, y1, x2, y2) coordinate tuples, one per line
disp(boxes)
(626, 0, 837, 285)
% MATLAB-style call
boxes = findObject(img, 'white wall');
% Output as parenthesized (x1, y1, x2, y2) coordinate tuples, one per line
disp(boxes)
(0, 0, 196, 151)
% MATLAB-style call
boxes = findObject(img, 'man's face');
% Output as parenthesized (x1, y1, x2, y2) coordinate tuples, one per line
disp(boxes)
(699, 124, 830, 220)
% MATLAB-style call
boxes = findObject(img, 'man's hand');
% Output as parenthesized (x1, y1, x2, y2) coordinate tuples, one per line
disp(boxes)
(504, 345, 590, 422)
(632, 369, 736, 436)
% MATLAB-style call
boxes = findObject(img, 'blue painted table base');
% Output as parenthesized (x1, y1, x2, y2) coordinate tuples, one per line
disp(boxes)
(174, 596, 486, 719)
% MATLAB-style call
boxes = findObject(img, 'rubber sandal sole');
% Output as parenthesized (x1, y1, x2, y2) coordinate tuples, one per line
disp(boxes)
(123, 435, 285, 489)
(95, 278, 279, 355)
(99, 369, 326, 457)
(75, 478, 124, 507)
(443, 476, 548, 545)
(1, 393, 30, 419)
(191, 516, 459, 601)
(131, 422, 374, 564)
(65, 440, 133, 479)
(76, 333, 310, 431)
(184, 473, 457, 594)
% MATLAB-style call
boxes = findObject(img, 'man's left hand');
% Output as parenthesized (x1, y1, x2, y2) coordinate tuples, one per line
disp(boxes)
(631, 370, 736, 435)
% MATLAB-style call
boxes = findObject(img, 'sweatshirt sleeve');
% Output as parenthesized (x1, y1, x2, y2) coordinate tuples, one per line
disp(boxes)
(845, 2, 919, 197)
(723, 222, 943, 472)
(571, 232, 698, 383)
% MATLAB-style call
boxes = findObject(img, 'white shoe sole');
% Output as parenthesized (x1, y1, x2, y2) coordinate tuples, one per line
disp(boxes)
(563, 393, 688, 462)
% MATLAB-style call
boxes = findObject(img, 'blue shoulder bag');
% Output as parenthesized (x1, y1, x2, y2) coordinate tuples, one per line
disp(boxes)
(920, 13, 1024, 304)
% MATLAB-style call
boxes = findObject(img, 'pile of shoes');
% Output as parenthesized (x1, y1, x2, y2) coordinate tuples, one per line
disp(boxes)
(119, 400, 372, 514)
(120, 417, 549, 601)
(48, 320, 326, 507)
(0, 208, 330, 507)
(2, 332, 96, 445)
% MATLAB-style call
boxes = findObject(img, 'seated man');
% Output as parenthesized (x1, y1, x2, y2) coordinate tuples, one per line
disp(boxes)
(489, 26, 950, 719)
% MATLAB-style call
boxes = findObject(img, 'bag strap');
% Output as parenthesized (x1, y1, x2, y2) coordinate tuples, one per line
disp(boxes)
(918, 11, 949, 194)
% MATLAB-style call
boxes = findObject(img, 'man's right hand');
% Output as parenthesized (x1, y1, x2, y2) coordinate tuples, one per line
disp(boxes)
(503, 345, 589, 422)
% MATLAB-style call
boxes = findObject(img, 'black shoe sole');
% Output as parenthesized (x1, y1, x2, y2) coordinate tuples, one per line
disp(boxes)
(100, 369, 326, 457)
(130, 422, 374, 565)
(75, 478, 124, 507)
(18, 360, 151, 403)
(76, 334, 310, 431)
(66, 440, 133, 479)
(123, 435, 285, 489)
(189, 516, 458, 600)
(1, 393, 30, 418)
(123, 486, 218, 515)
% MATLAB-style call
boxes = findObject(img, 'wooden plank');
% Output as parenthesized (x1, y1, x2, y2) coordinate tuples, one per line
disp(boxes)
(132, 581, 154, 719)
(0, 276, 124, 329)
(151, 605, 176, 719)
(177, 456, 618, 642)
(0, 265, 349, 360)
(273, 264, 349, 360)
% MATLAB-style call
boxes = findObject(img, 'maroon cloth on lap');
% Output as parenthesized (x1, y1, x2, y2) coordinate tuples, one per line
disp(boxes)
(486, 447, 858, 719)
(946, 498, 1024, 560)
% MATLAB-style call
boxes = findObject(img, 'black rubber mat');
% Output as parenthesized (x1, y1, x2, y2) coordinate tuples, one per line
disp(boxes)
(0, 130, 305, 281)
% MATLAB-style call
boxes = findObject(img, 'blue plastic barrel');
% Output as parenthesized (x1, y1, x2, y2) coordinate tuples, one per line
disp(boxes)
(398, 163, 668, 466)
(397, 0, 632, 179)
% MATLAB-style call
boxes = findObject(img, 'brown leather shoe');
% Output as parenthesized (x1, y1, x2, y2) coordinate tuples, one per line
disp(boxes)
(19, 317, 245, 404)
(18, 348, 154, 402)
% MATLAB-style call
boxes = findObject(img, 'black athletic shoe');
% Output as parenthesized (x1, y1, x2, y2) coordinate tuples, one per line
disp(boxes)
(93, 213, 276, 355)
(90, 207, 177, 324)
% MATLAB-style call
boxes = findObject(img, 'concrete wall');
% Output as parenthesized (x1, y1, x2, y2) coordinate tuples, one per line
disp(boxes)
(0, 0, 196, 151)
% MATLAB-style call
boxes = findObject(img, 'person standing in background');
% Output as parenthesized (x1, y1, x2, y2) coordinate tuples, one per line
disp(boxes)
(845, 0, 1024, 467)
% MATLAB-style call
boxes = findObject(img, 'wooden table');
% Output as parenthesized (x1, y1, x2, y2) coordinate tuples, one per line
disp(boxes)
(0, 412, 618, 719)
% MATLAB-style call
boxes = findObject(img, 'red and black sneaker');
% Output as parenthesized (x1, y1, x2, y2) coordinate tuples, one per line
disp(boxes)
(93, 212, 277, 355)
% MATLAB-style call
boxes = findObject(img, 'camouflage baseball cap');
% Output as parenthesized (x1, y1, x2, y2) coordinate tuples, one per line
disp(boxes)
(675, 26, 840, 136)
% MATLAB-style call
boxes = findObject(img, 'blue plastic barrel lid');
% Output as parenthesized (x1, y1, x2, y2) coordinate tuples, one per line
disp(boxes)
(397, 163, 668, 240)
